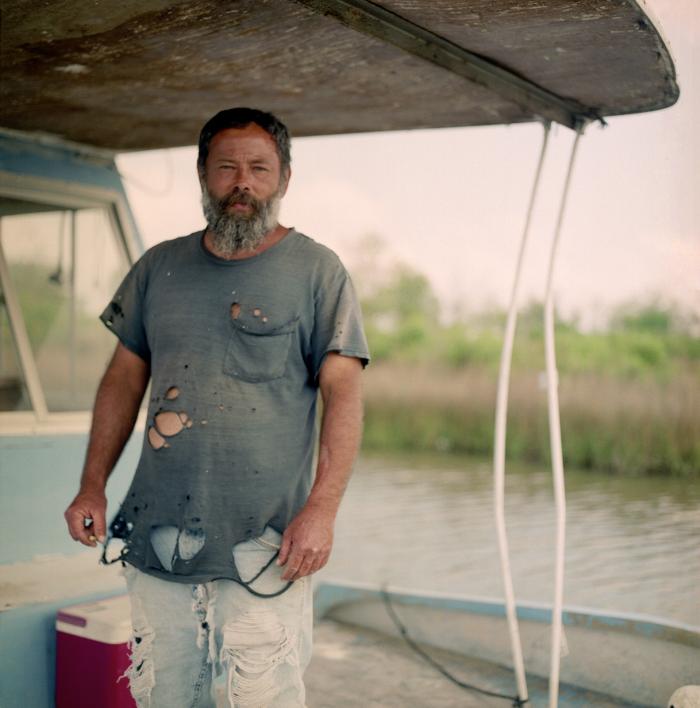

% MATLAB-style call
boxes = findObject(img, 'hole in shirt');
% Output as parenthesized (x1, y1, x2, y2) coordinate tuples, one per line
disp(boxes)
(231, 302, 241, 320)
(165, 386, 180, 400)
(252, 307, 262, 317)
(154, 411, 184, 437)
(149, 525, 206, 570)
(179, 527, 206, 560)
(148, 426, 166, 450)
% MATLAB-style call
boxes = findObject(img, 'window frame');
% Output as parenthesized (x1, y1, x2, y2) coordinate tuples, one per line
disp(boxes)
(0, 169, 141, 434)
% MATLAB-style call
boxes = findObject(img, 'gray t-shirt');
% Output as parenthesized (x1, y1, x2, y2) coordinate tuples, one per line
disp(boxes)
(101, 229, 369, 586)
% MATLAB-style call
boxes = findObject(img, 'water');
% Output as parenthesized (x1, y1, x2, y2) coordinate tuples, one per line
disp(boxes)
(322, 453, 700, 626)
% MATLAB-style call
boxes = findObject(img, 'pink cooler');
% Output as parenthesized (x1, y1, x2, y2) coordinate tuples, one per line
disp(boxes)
(56, 594, 136, 708)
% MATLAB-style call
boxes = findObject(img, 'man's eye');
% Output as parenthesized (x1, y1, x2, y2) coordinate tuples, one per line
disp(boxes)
(253, 165, 268, 172)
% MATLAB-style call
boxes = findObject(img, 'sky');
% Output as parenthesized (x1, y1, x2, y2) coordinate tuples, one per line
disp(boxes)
(117, 0, 698, 328)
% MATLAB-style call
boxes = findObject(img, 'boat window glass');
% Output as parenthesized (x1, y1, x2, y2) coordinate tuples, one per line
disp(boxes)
(0, 201, 129, 412)
(0, 282, 31, 412)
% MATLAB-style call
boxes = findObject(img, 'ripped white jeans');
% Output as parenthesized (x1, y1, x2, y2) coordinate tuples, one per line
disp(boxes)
(122, 526, 313, 708)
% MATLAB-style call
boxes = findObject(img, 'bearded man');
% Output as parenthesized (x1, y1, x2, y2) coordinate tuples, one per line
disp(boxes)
(64, 107, 369, 707)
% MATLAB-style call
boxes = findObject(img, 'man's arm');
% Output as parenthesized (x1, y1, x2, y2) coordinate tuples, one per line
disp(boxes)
(64, 342, 150, 547)
(277, 352, 363, 581)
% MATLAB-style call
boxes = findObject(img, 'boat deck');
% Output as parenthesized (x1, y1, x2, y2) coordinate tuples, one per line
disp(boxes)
(304, 619, 640, 708)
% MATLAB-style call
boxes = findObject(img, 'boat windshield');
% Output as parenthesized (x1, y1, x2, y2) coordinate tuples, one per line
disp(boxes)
(0, 199, 130, 412)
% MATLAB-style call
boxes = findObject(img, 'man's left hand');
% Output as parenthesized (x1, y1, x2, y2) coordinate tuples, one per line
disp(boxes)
(277, 503, 334, 581)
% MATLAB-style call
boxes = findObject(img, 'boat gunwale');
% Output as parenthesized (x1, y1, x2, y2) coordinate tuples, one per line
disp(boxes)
(315, 579, 700, 648)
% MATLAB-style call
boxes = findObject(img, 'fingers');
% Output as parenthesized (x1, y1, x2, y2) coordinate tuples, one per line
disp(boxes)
(283, 555, 312, 582)
(280, 545, 304, 581)
(64, 494, 106, 548)
(65, 509, 81, 542)
(65, 508, 95, 546)
(294, 556, 315, 581)
(281, 548, 330, 581)
(276, 509, 334, 580)
(277, 531, 292, 567)
(92, 512, 107, 544)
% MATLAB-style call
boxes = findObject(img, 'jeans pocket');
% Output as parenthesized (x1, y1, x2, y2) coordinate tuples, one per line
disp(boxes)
(232, 526, 284, 590)
(223, 318, 297, 383)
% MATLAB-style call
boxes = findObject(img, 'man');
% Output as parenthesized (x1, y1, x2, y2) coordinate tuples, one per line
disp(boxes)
(64, 107, 369, 707)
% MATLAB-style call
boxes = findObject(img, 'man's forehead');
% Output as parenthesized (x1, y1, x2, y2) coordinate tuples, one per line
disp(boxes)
(208, 124, 279, 160)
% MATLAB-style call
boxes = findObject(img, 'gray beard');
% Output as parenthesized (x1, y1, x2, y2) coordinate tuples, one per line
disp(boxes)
(201, 185, 281, 255)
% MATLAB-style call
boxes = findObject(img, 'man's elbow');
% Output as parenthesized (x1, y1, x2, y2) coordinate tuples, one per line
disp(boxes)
(102, 344, 150, 398)
(319, 353, 364, 396)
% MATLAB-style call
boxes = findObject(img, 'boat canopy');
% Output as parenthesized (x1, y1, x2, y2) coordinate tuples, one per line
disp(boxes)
(1, 0, 678, 150)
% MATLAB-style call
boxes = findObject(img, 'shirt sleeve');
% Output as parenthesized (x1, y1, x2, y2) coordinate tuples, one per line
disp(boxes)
(99, 252, 151, 362)
(310, 261, 370, 380)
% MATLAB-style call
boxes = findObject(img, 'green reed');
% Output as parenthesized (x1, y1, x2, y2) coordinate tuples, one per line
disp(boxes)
(361, 364, 699, 477)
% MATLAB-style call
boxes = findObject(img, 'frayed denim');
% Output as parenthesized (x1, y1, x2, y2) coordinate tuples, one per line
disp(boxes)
(122, 526, 312, 707)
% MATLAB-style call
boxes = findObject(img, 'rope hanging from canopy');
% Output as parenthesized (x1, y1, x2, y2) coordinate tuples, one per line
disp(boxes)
(492, 119, 586, 706)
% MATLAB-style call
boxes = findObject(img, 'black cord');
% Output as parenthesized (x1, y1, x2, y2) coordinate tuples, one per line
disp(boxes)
(102, 538, 293, 598)
(380, 589, 528, 707)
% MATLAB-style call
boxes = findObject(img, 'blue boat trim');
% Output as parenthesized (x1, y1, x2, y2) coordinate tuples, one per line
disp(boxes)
(315, 579, 700, 648)
(0, 131, 120, 193)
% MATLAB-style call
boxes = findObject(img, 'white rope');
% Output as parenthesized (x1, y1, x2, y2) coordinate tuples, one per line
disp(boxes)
(493, 121, 551, 705)
(544, 128, 584, 708)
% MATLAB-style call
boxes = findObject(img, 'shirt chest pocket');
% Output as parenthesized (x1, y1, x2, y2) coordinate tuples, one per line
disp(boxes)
(223, 317, 298, 383)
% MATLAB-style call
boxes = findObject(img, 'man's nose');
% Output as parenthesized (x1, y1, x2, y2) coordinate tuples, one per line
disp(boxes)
(231, 165, 253, 191)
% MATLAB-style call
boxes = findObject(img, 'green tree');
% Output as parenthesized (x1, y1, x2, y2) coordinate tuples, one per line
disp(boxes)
(361, 265, 440, 361)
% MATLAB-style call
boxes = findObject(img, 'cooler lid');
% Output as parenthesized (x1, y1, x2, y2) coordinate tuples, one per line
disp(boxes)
(56, 593, 132, 645)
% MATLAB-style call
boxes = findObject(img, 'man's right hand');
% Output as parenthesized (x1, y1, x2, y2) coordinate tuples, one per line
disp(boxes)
(65, 489, 107, 547)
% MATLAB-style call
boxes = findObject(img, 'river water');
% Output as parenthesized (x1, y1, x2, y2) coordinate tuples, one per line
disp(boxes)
(321, 453, 699, 626)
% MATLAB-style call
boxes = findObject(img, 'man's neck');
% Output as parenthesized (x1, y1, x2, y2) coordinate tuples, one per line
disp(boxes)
(202, 224, 290, 261)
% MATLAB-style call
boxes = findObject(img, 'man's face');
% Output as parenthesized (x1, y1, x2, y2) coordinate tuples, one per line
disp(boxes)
(200, 124, 289, 254)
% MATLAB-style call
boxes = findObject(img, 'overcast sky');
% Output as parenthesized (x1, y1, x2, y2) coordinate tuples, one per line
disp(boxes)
(118, 0, 698, 326)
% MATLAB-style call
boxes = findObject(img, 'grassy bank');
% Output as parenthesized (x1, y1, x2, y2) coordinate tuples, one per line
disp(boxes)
(353, 261, 699, 477)
(361, 363, 700, 477)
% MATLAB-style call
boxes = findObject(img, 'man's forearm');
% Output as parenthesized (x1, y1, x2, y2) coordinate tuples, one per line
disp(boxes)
(277, 354, 363, 579)
(306, 362, 364, 516)
(80, 368, 145, 492)
(66, 344, 149, 546)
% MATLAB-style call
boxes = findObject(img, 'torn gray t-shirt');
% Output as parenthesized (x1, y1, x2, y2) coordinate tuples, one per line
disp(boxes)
(100, 229, 369, 586)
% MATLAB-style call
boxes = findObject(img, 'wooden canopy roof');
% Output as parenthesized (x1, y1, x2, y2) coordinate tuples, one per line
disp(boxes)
(0, 0, 679, 151)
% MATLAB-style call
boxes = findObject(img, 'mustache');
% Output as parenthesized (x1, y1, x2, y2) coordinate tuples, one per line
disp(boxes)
(222, 188, 258, 209)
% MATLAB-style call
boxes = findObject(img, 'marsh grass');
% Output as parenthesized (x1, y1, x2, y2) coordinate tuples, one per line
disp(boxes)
(361, 363, 700, 477)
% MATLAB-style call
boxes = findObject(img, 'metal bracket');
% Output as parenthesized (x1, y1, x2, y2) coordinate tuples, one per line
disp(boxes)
(297, 0, 599, 130)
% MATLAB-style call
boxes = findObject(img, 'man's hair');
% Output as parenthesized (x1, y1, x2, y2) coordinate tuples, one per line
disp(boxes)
(197, 107, 291, 175)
